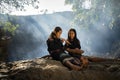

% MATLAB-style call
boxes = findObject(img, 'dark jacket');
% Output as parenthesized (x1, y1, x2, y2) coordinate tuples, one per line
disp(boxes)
(46, 38, 64, 60)
(65, 39, 81, 57)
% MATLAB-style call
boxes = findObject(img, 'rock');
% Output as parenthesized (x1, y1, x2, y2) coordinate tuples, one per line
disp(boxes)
(107, 65, 120, 72)
(0, 58, 120, 80)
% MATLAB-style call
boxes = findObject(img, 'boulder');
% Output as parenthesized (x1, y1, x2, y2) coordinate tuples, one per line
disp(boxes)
(0, 57, 120, 80)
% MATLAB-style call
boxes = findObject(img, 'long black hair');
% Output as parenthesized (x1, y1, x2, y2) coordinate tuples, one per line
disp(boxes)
(50, 26, 62, 39)
(68, 28, 78, 41)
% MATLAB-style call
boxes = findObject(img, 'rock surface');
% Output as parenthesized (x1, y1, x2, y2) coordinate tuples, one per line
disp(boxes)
(0, 57, 120, 80)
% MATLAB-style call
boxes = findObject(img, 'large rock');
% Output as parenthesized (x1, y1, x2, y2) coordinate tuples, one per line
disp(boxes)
(0, 57, 120, 80)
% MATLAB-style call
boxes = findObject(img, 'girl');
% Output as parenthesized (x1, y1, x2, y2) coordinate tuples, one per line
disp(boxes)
(65, 28, 88, 68)
(46, 27, 82, 71)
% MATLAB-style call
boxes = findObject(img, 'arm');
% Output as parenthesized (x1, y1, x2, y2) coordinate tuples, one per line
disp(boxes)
(47, 38, 63, 54)
(65, 39, 84, 55)
(76, 40, 81, 49)
(47, 38, 57, 52)
(66, 48, 84, 55)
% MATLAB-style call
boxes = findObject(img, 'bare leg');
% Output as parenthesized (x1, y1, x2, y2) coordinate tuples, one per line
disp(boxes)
(87, 57, 106, 62)
(80, 56, 89, 68)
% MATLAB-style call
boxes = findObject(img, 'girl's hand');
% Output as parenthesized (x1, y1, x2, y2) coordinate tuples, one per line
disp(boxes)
(61, 38, 71, 45)
(61, 38, 66, 42)
(65, 40, 71, 45)
(66, 48, 70, 51)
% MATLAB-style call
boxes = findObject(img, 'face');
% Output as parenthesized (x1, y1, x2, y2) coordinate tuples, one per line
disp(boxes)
(56, 30, 62, 38)
(69, 31, 75, 40)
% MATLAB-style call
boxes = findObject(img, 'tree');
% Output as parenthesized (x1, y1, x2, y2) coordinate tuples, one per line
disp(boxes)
(0, 0, 40, 14)
(0, 0, 40, 37)
(65, 0, 120, 29)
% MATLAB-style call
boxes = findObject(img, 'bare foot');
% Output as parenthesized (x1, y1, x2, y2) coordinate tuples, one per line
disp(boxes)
(65, 60, 83, 71)
(71, 64, 83, 71)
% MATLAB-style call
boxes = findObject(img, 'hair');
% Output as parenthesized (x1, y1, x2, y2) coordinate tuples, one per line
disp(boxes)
(50, 26, 62, 39)
(54, 26, 62, 33)
(68, 28, 78, 41)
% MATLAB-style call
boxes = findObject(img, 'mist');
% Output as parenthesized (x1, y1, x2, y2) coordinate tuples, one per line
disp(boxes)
(6, 12, 74, 61)
(1, 9, 120, 61)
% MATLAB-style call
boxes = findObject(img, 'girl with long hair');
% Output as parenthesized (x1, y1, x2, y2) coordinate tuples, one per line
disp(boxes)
(46, 27, 82, 71)
(65, 28, 88, 68)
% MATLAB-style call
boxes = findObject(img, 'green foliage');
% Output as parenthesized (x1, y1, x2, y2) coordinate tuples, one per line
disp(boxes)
(0, 0, 40, 13)
(0, 21, 19, 36)
(65, 0, 120, 55)
(65, 0, 120, 29)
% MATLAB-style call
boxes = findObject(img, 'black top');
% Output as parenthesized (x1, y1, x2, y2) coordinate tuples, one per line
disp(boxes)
(65, 39, 81, 57)
(46, 38, 64, 60)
